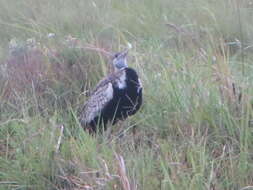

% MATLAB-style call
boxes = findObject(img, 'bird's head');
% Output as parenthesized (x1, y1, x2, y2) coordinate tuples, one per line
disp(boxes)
(112, 49, 128, 70)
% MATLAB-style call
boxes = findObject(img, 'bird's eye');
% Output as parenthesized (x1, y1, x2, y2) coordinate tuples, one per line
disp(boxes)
(114, 53, 119, 58)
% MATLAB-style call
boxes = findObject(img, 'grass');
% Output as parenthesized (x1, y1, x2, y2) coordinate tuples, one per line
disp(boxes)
(0, 0, 253, 189)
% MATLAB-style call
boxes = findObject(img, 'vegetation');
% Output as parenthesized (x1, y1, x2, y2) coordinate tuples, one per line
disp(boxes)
(0, 0, 253, 189)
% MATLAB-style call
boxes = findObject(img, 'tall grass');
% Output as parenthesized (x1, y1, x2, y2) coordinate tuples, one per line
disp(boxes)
(0, 0, 253, 189)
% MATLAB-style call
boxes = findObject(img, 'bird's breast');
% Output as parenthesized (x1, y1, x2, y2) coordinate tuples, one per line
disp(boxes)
(115, 71, 127, 89)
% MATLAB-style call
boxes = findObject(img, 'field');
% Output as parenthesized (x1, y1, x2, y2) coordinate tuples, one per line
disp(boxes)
(0, 0, 253, 189)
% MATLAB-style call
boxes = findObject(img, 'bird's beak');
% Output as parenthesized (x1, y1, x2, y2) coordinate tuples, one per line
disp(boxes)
(110, 48, 129, 60)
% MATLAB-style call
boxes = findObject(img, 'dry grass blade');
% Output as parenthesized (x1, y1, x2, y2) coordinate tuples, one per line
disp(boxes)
(100, 158, 114, 180)
(115, 153, 132, 190)
(55, 125, 64, 153)
(240, 186, 253, 190)
(80, 44, 113, 58)
(58, 175, 94, 190)
(211, 50, 241, 108)
(166, 23, 190, 35)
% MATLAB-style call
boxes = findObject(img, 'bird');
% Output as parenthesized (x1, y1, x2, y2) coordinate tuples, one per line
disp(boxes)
(79, 49, 142, 133)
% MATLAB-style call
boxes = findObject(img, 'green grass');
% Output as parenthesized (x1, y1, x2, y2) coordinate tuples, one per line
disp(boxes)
(0, 0, 253, 189)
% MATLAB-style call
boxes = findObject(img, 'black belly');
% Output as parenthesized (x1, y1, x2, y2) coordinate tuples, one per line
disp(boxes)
(111, 87, 142, 123)
(89, 87, 142, 132)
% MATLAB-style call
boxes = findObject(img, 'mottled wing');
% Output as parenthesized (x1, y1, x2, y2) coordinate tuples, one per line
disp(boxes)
(79, 81, 114, 125)
(88, 69, 124, 96)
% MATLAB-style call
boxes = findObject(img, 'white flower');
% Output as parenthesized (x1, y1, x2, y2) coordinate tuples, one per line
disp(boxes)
(92, 1, 97, 8)
(47, 33, 56, 38)
(9, 38, 18, 50)
(127, 42, 132, 49)
(26, 38, 36, 46)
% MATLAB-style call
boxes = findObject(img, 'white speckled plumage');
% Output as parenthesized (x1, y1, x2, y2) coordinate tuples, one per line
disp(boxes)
(79, 69, 126, 125)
